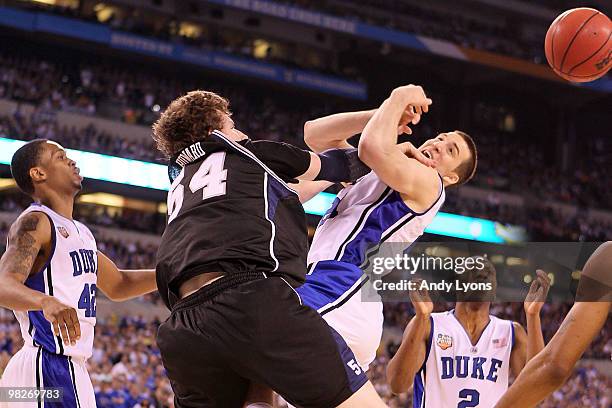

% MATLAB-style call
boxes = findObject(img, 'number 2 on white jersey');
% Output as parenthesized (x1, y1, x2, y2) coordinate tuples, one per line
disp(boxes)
(167, 152, 227, 223)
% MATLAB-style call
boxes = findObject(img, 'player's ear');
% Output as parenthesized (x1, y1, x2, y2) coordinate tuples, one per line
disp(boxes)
(29, 166, 47, 183)
(442, 172, 459, 186)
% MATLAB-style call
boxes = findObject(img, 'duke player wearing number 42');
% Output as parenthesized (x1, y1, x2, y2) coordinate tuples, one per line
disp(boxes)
(0, 139, 158, 408)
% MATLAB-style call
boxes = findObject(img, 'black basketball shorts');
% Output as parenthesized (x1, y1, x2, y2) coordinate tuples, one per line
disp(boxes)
(156, 274, 368, 408)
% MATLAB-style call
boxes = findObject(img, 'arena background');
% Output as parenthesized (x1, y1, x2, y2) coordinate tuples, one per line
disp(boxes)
(0, 0, 610, 406)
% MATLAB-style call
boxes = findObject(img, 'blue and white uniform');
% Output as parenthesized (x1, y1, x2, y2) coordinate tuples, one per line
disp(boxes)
(414, 311, 515, 408)
(0, 204, 98, 407)
(297, 171, 445, 369)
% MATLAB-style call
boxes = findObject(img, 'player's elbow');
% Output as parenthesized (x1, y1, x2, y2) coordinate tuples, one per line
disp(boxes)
(99, 278, 128, 302)
(542, 355, 573, 387)
(101, 286, 124, 302)
(303, 121, 321, 151)
(357, 138, 382, 168)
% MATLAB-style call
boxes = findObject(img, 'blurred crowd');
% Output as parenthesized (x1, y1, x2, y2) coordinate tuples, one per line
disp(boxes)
(1, 306, 609, 408)
(15, 0, 550, 64)
(0, 47, 324, 140)
(444, 194, 612, 241)
(278, 0, 546, 63)
(383, 302, 611, 360)
(10, 0, 350, 79)
(1, 92, 611, 213)
(0, 310, 173, 408)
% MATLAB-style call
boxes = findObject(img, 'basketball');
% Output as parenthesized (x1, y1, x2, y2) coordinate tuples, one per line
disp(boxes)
(544, 8, 612, 82)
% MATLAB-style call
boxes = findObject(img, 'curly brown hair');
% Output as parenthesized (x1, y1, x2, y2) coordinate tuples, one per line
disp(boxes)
(152, 90, 230, 158)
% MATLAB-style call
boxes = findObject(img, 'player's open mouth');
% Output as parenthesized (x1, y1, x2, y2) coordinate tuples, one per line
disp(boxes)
(423, 151, 432, 159)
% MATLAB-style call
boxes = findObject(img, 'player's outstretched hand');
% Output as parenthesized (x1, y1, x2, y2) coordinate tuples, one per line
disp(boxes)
(397, 142, 436, 168)
(524, 269, 551, 316)
(409, 279, 434, 317)
(41, 297, 81, 346)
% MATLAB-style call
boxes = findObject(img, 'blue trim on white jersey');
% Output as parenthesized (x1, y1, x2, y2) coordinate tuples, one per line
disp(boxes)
(511, 322, 515, 348)
(339, 190, 414, 266)
(413, 316, 433, 408)
(36, 347, 42, 408)
(300, 189, 415, 310)
(425, 316, 434, 364)
(297, 261, 364, 311)
(41, 349, 78, 408)
(413, 369, 425, 408)
(68, 357, 82, 408)
(24, 211, 58, 353)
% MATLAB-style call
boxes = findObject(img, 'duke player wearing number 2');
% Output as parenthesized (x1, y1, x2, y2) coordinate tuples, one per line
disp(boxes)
(0, 140, 158, 407)
(386, 260, 551, 408)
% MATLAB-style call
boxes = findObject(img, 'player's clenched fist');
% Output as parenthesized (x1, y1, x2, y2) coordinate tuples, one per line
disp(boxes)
(391, 84, 432, 113)
(41, 296, 81, 346)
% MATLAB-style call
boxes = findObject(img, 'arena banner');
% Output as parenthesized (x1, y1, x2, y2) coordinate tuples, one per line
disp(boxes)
(0, 137, 524, 243)
(206, 0, 612, 92)
(0, 6, 367, 100)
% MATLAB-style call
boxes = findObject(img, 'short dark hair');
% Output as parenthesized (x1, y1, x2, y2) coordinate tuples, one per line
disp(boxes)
(451, 130, 477, 187)
(152, 90, 230, 159)
(10, 139, 49, 195)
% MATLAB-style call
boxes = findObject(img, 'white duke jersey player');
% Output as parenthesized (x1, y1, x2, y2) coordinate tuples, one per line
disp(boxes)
(296, 171, 445, 369)
(0, 203, 98, 408)
(414, 311, 514, 408)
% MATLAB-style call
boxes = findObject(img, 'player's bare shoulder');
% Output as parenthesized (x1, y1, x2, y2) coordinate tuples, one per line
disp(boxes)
(577, 241, 612, 302)
(399, 162, 442, 214)
(1, 211, 52, 280)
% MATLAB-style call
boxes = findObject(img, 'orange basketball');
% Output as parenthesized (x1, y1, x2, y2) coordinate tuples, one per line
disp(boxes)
(544, 8, 612, 82)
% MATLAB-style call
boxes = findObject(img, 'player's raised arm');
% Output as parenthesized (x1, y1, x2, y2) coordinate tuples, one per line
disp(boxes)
(247, 139, 370, 185)
(495, 242, 612, 408)
(524, 270, 550, 360)
(303, 109, 376, 152)
(358, 85, 438, 201)
(290, 109, 377, 202)
(0, 212, 81, 345)
(386, 280, 433, 394)
(508, 269, 551, 377)
(97, 251, 157, 302)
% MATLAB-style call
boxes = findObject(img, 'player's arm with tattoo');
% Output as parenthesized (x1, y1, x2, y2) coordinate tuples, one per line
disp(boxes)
(97, 251, 157, 302)
(0, 212, 81, 345)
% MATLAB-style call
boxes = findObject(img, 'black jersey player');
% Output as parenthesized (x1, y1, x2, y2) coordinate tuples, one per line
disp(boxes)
(153, 91, 388, 408)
